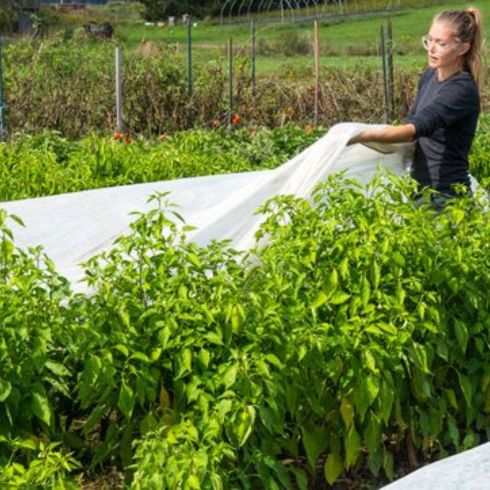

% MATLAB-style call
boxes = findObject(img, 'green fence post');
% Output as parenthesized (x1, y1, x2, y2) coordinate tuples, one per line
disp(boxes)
(0, 35, 6, 141)
(186, 15, 193, 96)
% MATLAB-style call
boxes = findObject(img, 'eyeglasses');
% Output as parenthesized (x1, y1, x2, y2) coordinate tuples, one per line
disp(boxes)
(421, 35, 460, 51)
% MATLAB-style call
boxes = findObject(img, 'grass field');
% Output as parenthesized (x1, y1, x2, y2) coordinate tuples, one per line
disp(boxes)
(29, 1, 490, 79)
(110, 0, 489, 77)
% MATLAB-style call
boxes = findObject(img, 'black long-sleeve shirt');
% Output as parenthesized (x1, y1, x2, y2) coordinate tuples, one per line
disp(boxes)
(407, 68, 480, 194)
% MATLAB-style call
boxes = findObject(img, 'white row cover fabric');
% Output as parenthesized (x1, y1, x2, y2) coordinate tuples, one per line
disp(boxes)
(0, 123, 481, 290)
(381, 442, 490, 490)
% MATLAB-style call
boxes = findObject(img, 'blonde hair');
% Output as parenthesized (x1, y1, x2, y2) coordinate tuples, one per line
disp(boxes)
(434, 8, 485, 90)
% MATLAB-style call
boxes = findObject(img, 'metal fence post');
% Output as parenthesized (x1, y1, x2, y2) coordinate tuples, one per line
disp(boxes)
(115, 46, 123, 133)
(251, 20, 256, 97)
(186, 15, 193, 96)
(0, 35, 6, 141)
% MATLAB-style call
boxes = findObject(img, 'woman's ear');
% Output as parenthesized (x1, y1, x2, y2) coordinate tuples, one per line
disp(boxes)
(458, 42, 471, 56)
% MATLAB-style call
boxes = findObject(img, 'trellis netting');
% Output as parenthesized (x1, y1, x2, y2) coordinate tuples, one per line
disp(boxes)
(0, 123, 483, 291)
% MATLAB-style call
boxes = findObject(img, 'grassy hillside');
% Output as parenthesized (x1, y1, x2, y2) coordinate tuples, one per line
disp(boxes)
(33, 1, 489, 77)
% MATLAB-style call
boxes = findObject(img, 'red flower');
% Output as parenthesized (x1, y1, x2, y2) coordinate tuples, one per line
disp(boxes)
(232, 114, 241, 126)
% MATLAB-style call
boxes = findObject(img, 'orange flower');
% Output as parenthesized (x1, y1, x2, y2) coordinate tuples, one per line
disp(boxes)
(305, 124, 314, 134)
(159, 134, 167, 142)
(112, 132, 124, 141)
(232, 114, 241, 126)
(124, 137, 132, 145)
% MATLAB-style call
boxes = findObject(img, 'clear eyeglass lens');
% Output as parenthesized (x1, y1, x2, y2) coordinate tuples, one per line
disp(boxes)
(422, 35, 454, 51)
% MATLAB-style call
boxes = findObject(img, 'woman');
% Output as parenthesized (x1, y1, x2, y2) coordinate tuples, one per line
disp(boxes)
(349, 8, 484, 208)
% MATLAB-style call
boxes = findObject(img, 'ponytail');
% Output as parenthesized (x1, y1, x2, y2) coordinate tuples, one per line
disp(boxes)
(435, 8, 485, 90)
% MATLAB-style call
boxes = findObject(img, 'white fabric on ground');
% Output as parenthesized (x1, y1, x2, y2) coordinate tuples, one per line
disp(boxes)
(0, 123, 482, 290)
(381, 442, 490, 489)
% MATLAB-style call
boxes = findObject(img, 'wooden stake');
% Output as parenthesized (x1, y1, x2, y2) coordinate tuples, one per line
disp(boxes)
(387, 17, 394, 121)
(313, 19, 320, 125)
(115, 46, 123, 133)
(228, 37, 234, 129)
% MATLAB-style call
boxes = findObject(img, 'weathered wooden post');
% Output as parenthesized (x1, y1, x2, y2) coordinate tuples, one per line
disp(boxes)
(115, 46, 123, 133)
(228, 37, 234, 129)
(185, 14, 193, 96)
(251, 20, 256, 96)
(380, 25, 388, 124)
(313, 19, 320, 125)
(386, 17, 395, 121)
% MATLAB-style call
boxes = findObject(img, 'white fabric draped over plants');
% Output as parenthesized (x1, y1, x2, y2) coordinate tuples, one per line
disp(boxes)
(0, 123, 480, 290)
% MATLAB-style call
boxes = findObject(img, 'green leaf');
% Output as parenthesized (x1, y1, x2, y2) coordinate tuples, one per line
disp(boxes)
(45, 361, 70, 377)
(223, 364, 238, 389)
(371, 260, 380, 290)
(409, 343, 430, 374)
(0, 378, 12, 402)
(118, 382, 135, 420)
(292, 468, 308, 490)
(364, 413, 381, 454)
(230, 306, 241, 332)
(324, 451, 343, 485)
(340, 399, 354, 428)
(361, 276, 371, 306)
(339, 257, 349, 280)
(199, 349, 211, 368)
(383, 448, 394, 480)
(159, 386, 171, 409)
(311, 291, 328, 309)
(379, 378, 394, 424)
(176, 349, 192, 378)
(114, 344, 129, 357)
(458, 373, 474, 407)
(235, 405, 256, 447)
(186, 474, 201, 489)
(187, 253, 202, 268)
(454, 320, 469, 353)
(328, 268, 339, 289)
(364, 350, 377, 374)
(302, 426, 328, 469)
(130, 352, 151, 363)
(345, 425, 361, 468)
(450, 208, 465, 225)
(31, 384, 53, 427)
(354, 375, 379, 420)
(330, 291, 350, 305)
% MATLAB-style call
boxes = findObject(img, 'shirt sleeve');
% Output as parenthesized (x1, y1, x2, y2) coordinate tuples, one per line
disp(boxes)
(408, 79, 479, 137)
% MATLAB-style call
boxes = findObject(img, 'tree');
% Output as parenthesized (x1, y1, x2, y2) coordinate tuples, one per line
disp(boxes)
(0, 1, 36, 31)
(139, 0, 217, 21)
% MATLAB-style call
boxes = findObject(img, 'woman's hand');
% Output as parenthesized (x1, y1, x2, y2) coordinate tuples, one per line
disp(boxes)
(348, 124, 417, 145)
